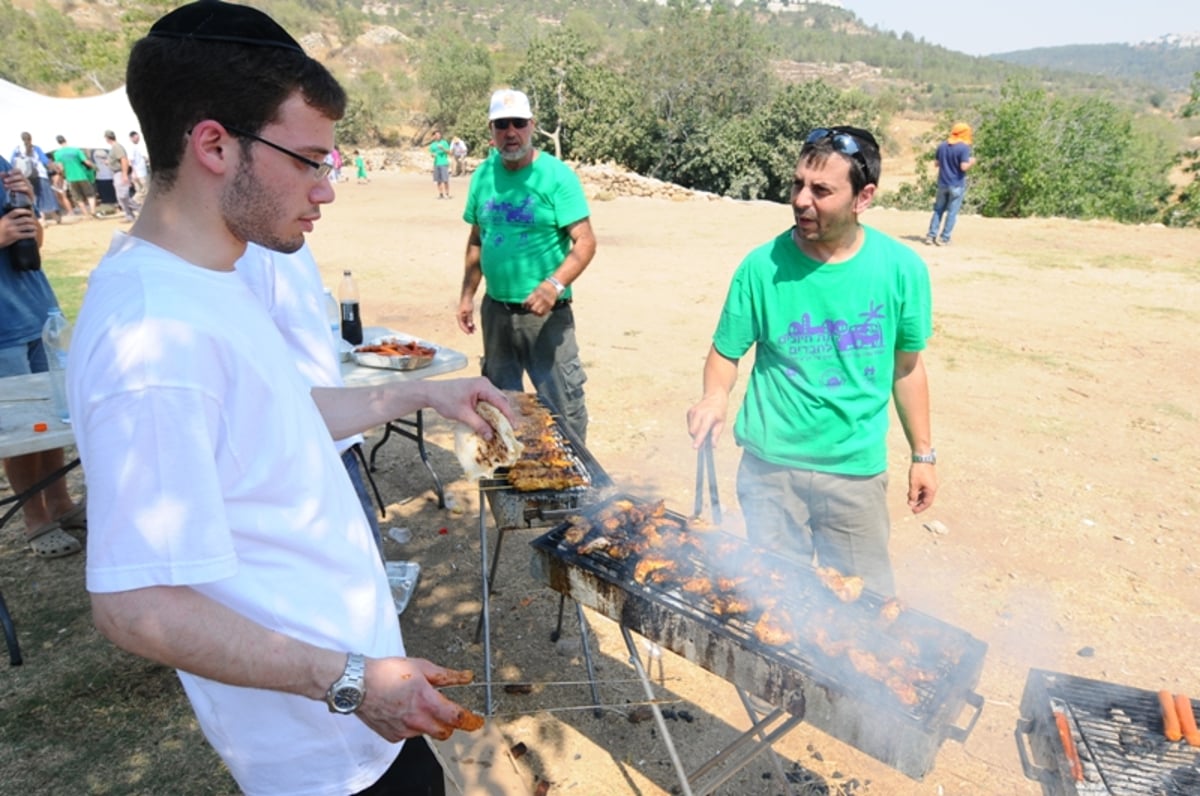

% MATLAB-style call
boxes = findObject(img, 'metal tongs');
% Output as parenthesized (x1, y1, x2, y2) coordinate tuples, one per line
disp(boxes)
(694, 438, 723, 525)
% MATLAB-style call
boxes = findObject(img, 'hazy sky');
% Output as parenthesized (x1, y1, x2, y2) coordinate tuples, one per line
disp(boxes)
(840, 1, 1200, 56)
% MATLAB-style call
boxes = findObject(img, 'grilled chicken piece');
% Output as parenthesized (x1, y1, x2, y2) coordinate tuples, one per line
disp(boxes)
(633, 555, 676, 584)
(562, 515, 591, 545)
(709, 593, 753, 616)
(753, 610, 795, 646)
(886, 675, 920, 706)
(681, 577, 713, 596)
(815, 566, 865, 603)
(577, 536, 612, 556)
(810, 626, 853, 658)
(879, 597, 904, 624)
(847, 648, 887, 679)
(715, 575, 748, 593)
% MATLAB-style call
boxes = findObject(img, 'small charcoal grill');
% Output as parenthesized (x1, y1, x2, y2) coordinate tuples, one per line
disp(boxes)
(529, 493, 988, 784)
(1017, 668, 1200, 795)
(475, 393, 614, 714)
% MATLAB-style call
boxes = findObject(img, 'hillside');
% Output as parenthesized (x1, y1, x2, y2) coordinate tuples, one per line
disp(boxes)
(992, 39, 1200, 93)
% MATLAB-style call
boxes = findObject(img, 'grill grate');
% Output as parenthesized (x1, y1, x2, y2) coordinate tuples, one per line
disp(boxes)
(1019, 669, 1200, 795)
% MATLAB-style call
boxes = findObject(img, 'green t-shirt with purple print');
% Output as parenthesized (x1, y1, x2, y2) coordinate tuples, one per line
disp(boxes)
(713, 226, 932, 476)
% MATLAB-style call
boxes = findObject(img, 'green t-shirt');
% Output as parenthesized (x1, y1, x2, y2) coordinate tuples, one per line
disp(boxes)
(53, 146, 91, 182)
(429, 139, 451, 167)
(462, 152, 590, 303)
(713, 226, 932, 476)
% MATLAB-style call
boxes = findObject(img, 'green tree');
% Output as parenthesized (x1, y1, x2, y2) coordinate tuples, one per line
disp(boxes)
(626, 3, 775, 182)
(970, 80, 1171, 222)
(417, 34, 493, 141)
(1163, 71, 1200, 227)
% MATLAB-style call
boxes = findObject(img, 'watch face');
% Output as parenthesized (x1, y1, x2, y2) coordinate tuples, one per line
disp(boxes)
(332, 686, 363, 712)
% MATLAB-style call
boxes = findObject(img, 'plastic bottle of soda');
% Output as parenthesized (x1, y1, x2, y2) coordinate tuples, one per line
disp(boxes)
(4, 174, 42, 272)
(338, 270, 363, 345)
(42, 308, 71, 423)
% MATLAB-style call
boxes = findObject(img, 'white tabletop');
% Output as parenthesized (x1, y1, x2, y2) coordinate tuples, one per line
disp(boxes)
(0, 330, 469, 460)
(0, 373, 74, 459)
(340, 327, 470, 388)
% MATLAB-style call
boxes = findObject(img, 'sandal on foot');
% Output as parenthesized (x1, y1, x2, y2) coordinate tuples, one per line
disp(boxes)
(27, 524, 82, 558)
(56, 503, 87, 531)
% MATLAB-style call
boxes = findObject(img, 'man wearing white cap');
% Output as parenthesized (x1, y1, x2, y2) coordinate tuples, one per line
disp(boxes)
(456, 89, 597, 441)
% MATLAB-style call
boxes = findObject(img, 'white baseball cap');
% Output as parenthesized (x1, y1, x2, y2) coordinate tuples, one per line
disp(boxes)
(488, 89, 533, 121)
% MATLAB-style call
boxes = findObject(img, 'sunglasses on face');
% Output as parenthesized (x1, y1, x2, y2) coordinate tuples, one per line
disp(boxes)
(491, 118, 530, 131)
(805, 128, 873, 184)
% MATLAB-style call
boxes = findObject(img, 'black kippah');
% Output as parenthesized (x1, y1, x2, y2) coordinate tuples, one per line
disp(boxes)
(148, 0, 303, 53)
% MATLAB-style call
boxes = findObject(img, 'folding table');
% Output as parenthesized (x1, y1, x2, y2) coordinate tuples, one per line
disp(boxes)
(340, 327, 469, 508)
(0, 372, 80, 666)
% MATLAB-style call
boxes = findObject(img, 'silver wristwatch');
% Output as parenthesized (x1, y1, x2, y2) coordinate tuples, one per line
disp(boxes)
(325, 652, 366, 714)
(911, 448, 937, 464)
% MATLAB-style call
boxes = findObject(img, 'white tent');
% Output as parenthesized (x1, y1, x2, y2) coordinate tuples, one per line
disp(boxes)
(0, 78, 141, 159)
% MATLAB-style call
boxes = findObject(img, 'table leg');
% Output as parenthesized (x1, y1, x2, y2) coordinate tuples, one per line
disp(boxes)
(0, 456, 80, 668)
(368, 411, 446, 509)
(0, 590, 21, 666)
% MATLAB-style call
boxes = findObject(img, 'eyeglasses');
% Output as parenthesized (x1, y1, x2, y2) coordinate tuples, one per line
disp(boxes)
(805, 128, 873, 184)
(491, 118, 530, 131)
(223, 124, 332, 180)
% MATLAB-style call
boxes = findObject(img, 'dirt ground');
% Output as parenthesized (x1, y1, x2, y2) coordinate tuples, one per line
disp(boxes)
(6, 163, 1200, 795)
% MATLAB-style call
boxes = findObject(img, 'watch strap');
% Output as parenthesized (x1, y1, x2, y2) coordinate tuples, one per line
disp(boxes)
(911, 448, 937, 464)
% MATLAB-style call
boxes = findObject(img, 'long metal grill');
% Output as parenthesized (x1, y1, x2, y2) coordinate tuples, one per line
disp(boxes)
(1019, 669, 1200, 795)
(530, 494, 988, 780)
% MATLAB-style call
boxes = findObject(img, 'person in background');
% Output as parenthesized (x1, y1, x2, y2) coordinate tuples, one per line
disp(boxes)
(104, 130, 138, 222)
(11, 132, 61, 224)
(90, 146, 116, 209)
(66, 3, 509, 793)
(0, 161, 85, 558)
(354, 149, 369, 184)
(924, 122, 975, 247)
(48, 162, 74, 217)
(128, 130, 150, 196)
(52, 135, 97, 217)
(235, 241, 383, 554)
(450, 136, 467, 177)
(457, 89, 596, 443)
(429, 129, 451, 200)
(687, 126, 937, 597)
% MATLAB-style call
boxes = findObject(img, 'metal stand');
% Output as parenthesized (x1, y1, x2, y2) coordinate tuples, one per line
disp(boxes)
(475, 488, 600, 716)
(0, 456, 81, 667)
(620, 625, 807, 796)
(368, 409, 446, 508)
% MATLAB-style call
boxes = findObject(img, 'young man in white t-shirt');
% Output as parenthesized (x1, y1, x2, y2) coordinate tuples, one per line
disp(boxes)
(66, 4, 511, 794)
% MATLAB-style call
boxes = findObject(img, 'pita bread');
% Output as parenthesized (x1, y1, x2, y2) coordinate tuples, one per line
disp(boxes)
(454, 401, 524, 481)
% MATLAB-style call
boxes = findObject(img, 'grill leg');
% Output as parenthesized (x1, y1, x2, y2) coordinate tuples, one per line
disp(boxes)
(736, 688, 797, 794)
(686, 703, 806, 796)
(621, 625, 694, 796)
(473, 525, 508, 644)
(477, 487, 494, 716)
(550, 593, 566, 642)
(574, 602, 601, 717)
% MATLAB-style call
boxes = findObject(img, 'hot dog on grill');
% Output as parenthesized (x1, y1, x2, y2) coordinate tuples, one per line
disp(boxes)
(1174, 693, 1200, 746)
(1160, 689, 1183, 742)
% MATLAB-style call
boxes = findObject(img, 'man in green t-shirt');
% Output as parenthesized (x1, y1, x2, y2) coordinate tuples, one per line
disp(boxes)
(52, 135, 97, 217)
(429, 130, 451, 200)
(457, 89, 597, 442)
(686, 126, 937, 596)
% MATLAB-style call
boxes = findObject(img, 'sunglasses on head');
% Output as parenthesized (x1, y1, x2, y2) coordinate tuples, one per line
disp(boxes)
(492, 118, 530, 130)
(805, 128, 873, 183)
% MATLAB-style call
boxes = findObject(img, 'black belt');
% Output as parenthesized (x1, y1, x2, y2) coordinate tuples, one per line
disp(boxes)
(490, 297, 571, 314)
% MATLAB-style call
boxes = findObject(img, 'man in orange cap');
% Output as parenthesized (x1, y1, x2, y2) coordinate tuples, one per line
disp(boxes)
(925, 122, 975, 246)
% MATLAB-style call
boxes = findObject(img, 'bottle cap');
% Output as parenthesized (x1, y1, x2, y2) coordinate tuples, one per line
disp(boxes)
(33, 422, 48, 432)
